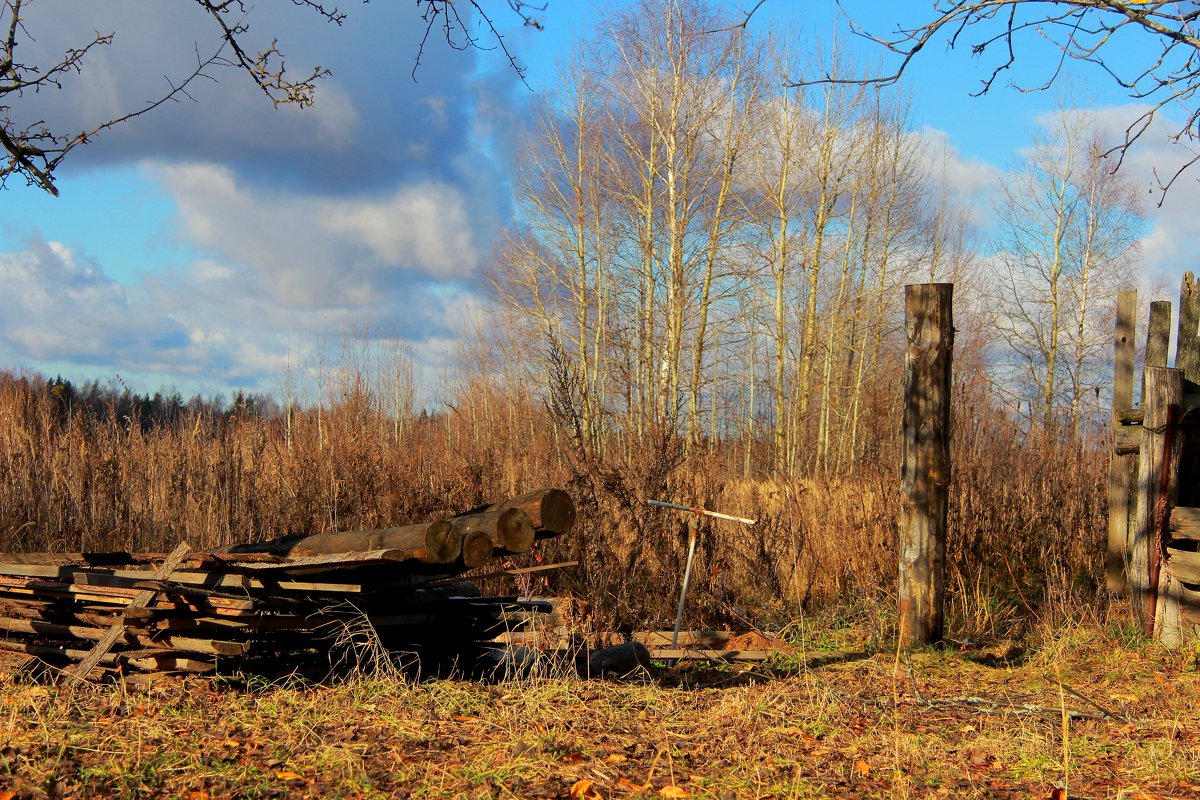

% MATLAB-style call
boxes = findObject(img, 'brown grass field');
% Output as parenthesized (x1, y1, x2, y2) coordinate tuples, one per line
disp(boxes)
(1, 610, 1198, 800)
(1, 370, 1194, 798)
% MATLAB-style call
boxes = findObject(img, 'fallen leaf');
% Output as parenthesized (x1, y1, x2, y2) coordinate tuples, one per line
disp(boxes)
(1049, 789, 1066, 800)
(604, 753, 628, 764)
(562, 751, 587, 764)
(570, 779, 602, 799)
(182, 792, 210, 800)
(854, 759, 871, 776)
(275, 771, 307, 783)
(615, 777, 649, 793)
(0, 792, 16, 800)
(659, 787, 691, 798)
(964, 746, 995, 767)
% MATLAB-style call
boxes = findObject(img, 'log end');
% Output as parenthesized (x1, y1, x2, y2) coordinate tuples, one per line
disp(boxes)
(496, 508, 536, 553)
(461, 530, 494, 569)
(539, 489, 576, 537)
(425, 520, 462, 564)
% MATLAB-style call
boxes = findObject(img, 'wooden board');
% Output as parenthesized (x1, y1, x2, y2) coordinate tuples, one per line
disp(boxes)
(1170, 507, 1200, 543)
(1165, 546, 1200, 585)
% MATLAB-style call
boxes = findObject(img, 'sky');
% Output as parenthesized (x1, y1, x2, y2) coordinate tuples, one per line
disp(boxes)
(1, 0, 1197, 401)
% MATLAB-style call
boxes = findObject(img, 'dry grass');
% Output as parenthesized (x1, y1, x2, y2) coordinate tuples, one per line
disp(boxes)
(1, 618, 1197, 799)
(0, 369, 1109, 635)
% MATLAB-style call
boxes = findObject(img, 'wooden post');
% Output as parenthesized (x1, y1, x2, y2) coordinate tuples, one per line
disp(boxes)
(1129, 367, 1183, 633)
(1145, 301, 1173, 374)
(899, 283, 953, 648)
(1106, 289, 1137, 594)
(1174, 273, 1199, 509)
(1177, 272, 1199, 388)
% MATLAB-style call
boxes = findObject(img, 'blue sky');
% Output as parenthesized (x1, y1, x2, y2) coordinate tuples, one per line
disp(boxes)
(2, 0, 1196, 400)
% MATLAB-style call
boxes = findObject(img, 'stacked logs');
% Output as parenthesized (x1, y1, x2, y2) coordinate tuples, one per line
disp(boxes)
(0, 489, 575, 682)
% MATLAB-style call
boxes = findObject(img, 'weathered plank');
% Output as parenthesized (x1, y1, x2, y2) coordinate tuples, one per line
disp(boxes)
(1164, 546, 1200, 585)
(1131, 368, 1183, 637)
(68, 542, 193, 683)
(0, 616, 249, 656)
(1169, 506, 1200, 542)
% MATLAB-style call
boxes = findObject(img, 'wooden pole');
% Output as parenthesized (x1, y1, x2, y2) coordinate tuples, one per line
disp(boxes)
(1174, 273, 1199, 509)
(898, 283, 953, 649)
(1106, 289, 1137, 594)
(1130, 366, 1182, 633)
(1145, 301, 1173, 375)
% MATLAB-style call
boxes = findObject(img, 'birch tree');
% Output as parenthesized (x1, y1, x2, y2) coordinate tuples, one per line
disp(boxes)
(989, 104, 1142, 433)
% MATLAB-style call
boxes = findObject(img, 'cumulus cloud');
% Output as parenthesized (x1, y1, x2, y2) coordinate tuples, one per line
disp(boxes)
(1, 0, 532, 395)
(0, 236, 189, 367)
(913, 126, 1005, 236)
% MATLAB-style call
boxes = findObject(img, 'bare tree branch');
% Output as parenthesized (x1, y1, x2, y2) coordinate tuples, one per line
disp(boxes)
(1, 0, 546, 196)
(782, 1, 1200, 198)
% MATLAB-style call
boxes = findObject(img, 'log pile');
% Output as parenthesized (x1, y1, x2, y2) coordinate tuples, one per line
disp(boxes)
(0, 489, 575, 683)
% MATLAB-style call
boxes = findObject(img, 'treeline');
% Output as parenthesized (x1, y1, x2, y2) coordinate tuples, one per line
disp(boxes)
(37, 374, 279, 428)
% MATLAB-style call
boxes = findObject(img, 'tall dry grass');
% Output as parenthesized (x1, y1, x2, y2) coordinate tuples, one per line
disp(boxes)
(0, 366, 1106, 637)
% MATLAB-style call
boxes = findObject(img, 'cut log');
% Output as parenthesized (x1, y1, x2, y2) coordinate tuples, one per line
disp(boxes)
(465, 489, 576, 537)
(460, 530, 495, 569)
(452, 508, 535, 553)
(233, 520, 461, 564)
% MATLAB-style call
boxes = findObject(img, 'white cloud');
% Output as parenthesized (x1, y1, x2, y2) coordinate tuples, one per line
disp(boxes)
(152, 163, 481, 306)
(913, 126, 1005, 235)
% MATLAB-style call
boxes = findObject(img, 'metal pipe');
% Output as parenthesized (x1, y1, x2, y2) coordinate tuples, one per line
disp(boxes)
(672, 521, 699, 649)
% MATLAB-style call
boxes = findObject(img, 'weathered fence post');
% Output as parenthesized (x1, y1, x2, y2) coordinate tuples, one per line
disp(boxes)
(1174, 272, 1200, 509)
(1106, 289, 1137, 595)
(899, 283, 953, 648)
(1130, 366, 1183, 634)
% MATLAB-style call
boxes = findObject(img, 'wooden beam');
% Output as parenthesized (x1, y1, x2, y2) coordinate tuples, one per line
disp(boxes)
(1130, 368, 1183, 636)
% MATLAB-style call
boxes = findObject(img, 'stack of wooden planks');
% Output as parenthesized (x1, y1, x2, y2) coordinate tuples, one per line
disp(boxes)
(0, 489, 574, 682)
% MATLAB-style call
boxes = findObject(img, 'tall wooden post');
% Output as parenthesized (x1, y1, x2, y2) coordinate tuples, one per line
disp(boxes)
(1174, 273, 1199, 509)
(1130, 366, 1183, 633)
(899, 283, 953, 648)
(1106, 290, 1137, 594)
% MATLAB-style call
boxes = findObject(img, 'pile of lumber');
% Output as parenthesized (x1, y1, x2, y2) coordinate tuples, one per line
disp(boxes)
(0, 489, 575, 682)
